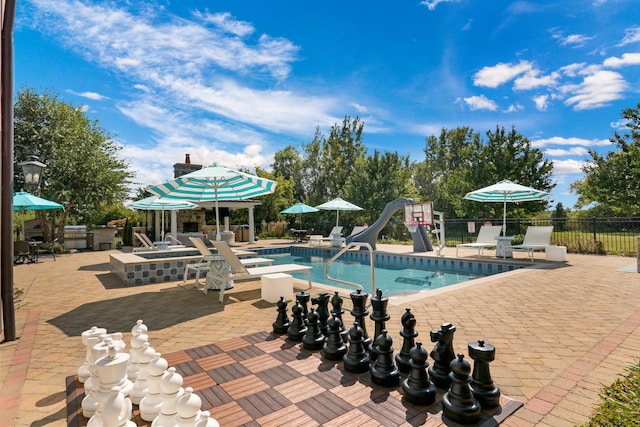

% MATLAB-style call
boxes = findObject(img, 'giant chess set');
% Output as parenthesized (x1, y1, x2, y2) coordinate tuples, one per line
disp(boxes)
(67, 289, 522, 426)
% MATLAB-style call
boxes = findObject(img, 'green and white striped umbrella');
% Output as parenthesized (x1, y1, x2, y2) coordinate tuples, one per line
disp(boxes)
(129, 196, 196, 240)
(147, 163, 277, 240)
(464, 179, 550, 234)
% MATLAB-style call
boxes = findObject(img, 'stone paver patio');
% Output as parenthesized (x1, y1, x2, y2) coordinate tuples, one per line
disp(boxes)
(1, 242, 639, 426)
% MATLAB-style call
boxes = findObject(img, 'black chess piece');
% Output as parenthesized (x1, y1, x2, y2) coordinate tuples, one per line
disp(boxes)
(428, 322, 457, 389)
(468, 339, 501, 407)
(295, 291, 310, 319)
(343, 322, 370, 373)
(370, 329, 400, 387)
(287, 300, 307, 341)
(330, 291, 348, 343)
(311, 292, 331, 336)
(401, 341, 436, 406)
(442, 353, 481, 424)
(323, 314, 347, 360)
(302, 308, 325, 351)
(272, 296, 291, 334)
(395, 307, 418, 373)
(369, 289, 390, 361)
(349, 289, 371, 350)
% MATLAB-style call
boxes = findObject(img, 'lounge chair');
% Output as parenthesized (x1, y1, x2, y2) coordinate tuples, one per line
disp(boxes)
(455, 225, 503, 258)
(212, 241, 313, 303)
(309, 226, 343, 246)
(183, 237, 273, 286)
(133, 232, 185, 252)
(511, 226, 554, 261)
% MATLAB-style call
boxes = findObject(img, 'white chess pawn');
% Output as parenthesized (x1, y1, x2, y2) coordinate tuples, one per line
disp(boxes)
(78, 326, 107, 383)
(130, 342, 155, 405)
(176, 387, 201, 427)
(151, 367, 184, 427)
(139, 352, 168, 422)
(194, 411, 220, 427)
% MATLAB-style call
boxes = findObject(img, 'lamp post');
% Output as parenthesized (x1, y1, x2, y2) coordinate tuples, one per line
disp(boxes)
(19, 155, 46, 193)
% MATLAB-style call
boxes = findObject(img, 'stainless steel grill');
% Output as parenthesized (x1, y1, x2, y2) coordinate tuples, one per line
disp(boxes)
(64, 225, 87, 249)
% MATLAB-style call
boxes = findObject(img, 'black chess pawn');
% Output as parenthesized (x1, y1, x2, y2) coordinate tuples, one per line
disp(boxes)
(442, 354, 481, 424)
(302, 308, 325, 351)
(330, 291, 348, 343)
(272, 297, 291, 334)
(323, 314, 347, 360)
(287, 301, 307, 341)
(428, 322, 457, 389)
(468, 339, 501, 407)
(295, 291, 310, 319)
(311, 292, 331, 336)
(369, 289, 390, 361)
(395, 307, 418, 373)
(370, 329, 400, 387)
(401, 341, 436, 406)
(343, 322, 370, 373)
(349, 289, 371, 350)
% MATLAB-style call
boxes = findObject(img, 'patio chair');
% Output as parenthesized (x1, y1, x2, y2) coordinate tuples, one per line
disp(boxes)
(183, 237, 273, 286)
(455, 225, 503, 258)
(212, 241, 313, 302)
(511, 226, 554, 261)
(14, 240, 34, 264)
(36, 238, 58, 261)
(309, 226, 343, 246)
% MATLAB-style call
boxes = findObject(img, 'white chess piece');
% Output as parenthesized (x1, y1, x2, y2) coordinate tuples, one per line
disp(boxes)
(78, 326, 107, 383)
(100, 386, 136, 427)
(151, 367, 184, 427)
(139, 352, 168, 422)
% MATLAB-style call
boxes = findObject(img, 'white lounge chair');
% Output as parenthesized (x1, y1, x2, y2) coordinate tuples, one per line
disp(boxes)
(511, 226, 554, 261)
(212, 241, 313, 303)
(309, 226, 343, 246)
(455, 225, 503, 258)
(132, 232, 186, 252)
(183, 237, 273, 286)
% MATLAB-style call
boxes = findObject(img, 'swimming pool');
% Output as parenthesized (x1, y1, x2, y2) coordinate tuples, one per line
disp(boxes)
(255, 246, 522, 297)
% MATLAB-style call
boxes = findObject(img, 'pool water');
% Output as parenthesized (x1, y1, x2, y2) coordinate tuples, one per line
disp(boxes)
(264, 252, 484, 296)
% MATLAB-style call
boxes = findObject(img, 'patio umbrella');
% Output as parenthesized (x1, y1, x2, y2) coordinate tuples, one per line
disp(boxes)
(464, 179, 550, 234)
(315, 197, 363, 227)
(13, 191, 65, 240)
(281, 202, 319, 230)
(129, 196, 196, 240)
(147, 163, 277, 241)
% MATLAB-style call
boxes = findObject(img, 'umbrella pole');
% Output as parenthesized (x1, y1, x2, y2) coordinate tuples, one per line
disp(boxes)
(21, 208, 25, 240)
(503, 197, 507, 236)
(336, 210, 339, 227)
(215, 186, 221, 241)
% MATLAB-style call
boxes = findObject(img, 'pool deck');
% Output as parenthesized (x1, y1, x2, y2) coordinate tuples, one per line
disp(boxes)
(2, 241, 640, 426)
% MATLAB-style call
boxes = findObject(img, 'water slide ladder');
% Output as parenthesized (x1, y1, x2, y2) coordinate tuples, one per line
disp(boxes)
(324, 242, 376, 296)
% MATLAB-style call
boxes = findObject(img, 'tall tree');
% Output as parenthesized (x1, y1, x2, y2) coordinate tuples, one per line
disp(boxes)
(571, 103, 640, 215)
(415, 126, 554, 219)
(272, 145, 304, 201)
(302, 116, 366, 204)
(14, 88, 133, 238)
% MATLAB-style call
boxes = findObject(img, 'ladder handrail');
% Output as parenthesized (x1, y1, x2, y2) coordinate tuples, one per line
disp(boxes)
(324, 242, 375, 295)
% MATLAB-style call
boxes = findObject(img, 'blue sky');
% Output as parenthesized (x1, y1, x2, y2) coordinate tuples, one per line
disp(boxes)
(14, 0, 640, 209)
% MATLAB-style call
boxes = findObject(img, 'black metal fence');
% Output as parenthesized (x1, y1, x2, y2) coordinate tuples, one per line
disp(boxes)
(444, 217, 640, 256)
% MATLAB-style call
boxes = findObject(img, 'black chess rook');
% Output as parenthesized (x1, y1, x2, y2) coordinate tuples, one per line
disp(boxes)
(469, 339, 501, 407)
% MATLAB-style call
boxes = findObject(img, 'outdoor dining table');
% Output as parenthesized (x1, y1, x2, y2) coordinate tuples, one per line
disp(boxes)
(290, 229, 308, 242)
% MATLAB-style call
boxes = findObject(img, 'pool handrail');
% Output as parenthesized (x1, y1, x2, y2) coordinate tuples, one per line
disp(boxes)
(324, 242, 375, 295)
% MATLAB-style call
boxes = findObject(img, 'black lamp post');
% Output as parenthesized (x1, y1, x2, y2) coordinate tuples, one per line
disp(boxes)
(18, 155, 46, 193)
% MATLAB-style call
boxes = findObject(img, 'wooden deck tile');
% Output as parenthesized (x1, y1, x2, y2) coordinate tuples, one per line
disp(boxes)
(196, 352, 236, 371)
(220, 373, 270, 399)
(274, 376, 326, 403)
(240, 353, 283, 373)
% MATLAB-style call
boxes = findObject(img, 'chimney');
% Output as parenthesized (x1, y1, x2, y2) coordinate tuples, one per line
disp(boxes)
(185, 154, 191, 164)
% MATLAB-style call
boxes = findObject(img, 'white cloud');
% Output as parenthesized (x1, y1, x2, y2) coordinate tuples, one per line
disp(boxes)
(194, 11, 255, 37)
(545, 147, 590, 156)
(552, 158, 585, 174)
(350, 102, 369, 113)
(533, 95, 549, 111)
(420, 0, 460, 11)
(603, 52, 640, 68)
(554, 34, 594, 48)
(67, 90, 107, 101)
(563, 69, 628, 110)
(618, 26, 640, 46)
(610, 119, 629, 130)
(473, 60, 533, 88)
(504, 103, 523, 113)
(463, 95, 498, 111)
(532, 136, 612, 148)
(514, 70, 559, 90)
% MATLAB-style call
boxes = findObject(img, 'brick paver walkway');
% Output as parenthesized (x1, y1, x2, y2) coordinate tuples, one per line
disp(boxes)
(1, 243, 639, 426)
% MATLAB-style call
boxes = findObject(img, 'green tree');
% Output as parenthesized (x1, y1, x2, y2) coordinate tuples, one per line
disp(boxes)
(571, 103, 640, 215)
(415, 126, 554, 219)
(302, 116, 366, 204)
(345, 150, 416, 223)
(272, 145, 304, 201)
(551, 202, 568, 231)
(14, 88, 133, 239)
(251, 167, 295, 223)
